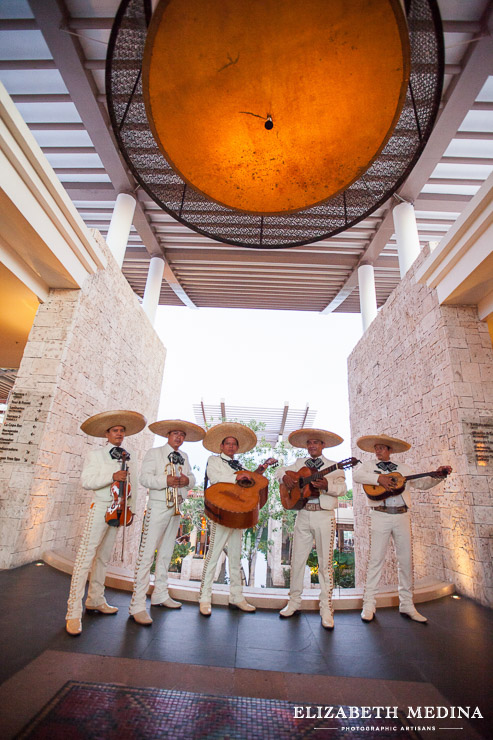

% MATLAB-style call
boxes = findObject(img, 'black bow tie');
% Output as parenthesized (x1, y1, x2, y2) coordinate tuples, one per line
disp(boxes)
(376, 461, 398, 473)
(225, 458, 244, 472)
(168, 451, 185, 466)
(109, 446, 129, 461)
(306, 457, 323, 470)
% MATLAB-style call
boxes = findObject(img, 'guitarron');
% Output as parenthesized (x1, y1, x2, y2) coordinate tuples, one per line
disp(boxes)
(204, 470, 269, 529)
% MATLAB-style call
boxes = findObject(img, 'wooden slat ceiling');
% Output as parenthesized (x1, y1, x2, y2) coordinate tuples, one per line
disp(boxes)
(193, 401, 317, 446)
(0, 0, 492, 313)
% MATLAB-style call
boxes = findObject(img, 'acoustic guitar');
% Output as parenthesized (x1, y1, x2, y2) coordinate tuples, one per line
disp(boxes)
(280, 457, 360, 510)
(204, 458, 277, 529)
(363, 468, 450, 501)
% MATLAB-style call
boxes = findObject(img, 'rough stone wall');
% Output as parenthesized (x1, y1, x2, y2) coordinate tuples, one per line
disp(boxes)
(348, 246, 493, 607)
(0, 231, 166, 571)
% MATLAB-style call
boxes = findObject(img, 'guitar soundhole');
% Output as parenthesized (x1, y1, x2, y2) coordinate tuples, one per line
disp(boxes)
(237, 478, 255, 488)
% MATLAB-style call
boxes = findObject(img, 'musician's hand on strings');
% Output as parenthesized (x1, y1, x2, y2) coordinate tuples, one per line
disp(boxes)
(377, 474, 398, 491)
(282, 474, 295, 491)
(430, 465, 452, 478)
(311, 478, 328, 490)
(112, 470, 127, 482)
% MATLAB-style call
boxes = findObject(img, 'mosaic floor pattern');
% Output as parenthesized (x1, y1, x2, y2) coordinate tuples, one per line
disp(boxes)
(16, 680, 424, 739)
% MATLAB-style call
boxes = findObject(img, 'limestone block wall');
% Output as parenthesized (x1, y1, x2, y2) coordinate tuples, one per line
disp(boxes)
(348, 246, 493, 607)
(0, 231, 166, 571)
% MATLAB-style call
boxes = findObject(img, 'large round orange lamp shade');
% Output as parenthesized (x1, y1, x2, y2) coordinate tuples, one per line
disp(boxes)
(107, 0, 443, 248)
(142, 0, 410, 215)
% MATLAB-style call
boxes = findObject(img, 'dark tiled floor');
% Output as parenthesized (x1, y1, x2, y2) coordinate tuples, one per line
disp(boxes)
(0, 563, 492, 738)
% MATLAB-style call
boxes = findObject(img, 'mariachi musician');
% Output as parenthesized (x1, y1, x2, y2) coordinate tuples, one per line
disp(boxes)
(276, 428, 347, 630)
(66, 410, 146, 636)
(353, 433, 452, 624)
(199, 422, 271, 617)
(129, 419, 205, 625)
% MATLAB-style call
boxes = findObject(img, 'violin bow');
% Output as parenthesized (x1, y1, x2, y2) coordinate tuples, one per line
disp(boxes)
(121, 452, 128, 561)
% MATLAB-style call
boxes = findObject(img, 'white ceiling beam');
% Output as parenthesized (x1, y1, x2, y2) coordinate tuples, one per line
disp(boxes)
(442, 21, 482, 33)
(43, 147, 97, 154)
(11, 94, 72, 103)
(2, 16, 476, 34)
(27, 0, 196, 309)
(414, 193, 472, 210)
(0, 60, 57, 70)
(440, 156, 493, 165)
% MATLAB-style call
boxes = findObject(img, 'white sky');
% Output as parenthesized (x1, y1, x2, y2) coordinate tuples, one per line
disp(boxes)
(152, 306, 363, 484)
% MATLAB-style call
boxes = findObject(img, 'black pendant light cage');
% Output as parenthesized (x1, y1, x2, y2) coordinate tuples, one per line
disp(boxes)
(106, 0, 444, 250)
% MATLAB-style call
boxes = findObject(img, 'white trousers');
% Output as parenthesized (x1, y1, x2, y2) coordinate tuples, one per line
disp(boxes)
(130, 499, 181, 615)
(363, 509, 414, 610)
(66, 500, 118, 619)
(199, 522, 244, 604)
(288, 509, 335, 614)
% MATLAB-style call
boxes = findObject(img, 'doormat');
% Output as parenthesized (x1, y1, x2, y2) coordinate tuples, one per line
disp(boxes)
(16, 680, 423, 739)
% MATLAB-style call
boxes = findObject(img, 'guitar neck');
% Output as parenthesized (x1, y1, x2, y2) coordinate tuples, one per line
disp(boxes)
(305, 463, 337, 483)
(253, 458, 277, 475)
(405, 471, 445, 482)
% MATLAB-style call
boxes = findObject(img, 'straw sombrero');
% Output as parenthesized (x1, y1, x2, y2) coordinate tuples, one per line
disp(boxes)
(288, 428, 343, 449)
(149, 419, 205, 442)
(81, 410, 146, 438)
(203, 422, 257, 454)
(356, 434, 411, 454)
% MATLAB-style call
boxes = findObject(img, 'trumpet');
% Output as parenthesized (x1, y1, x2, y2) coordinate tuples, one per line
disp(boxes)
(165, 462, 182, 515)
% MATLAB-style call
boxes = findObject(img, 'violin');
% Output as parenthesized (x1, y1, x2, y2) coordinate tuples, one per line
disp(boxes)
(105, 450, 134, 527)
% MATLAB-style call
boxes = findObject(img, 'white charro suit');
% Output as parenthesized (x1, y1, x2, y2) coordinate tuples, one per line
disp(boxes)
(353, 459, 442, 611)
(275, 455, 347, 615)
(129, 443, 195, 615)
(66, 443, 138, 619)
(199, 454, 247, 605)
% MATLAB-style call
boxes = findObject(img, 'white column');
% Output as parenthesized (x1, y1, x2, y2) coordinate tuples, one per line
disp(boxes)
(358, 263, 378, 332)
(393, 201, 421, 278)
(142, 255, 165, 324)
(106, 192, 136, 269)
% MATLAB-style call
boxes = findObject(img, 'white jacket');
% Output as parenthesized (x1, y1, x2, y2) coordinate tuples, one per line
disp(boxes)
(206, 453, 242, 486)
(140, 443, 196, 503)
(81, 443, 138, 504)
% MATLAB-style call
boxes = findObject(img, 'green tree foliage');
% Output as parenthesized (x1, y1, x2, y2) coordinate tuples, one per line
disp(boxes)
(340, 488, 353, 502)
(181, 493, 207, 532)
(169, 542, 194, 572)
(307, 547, 355, 588)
